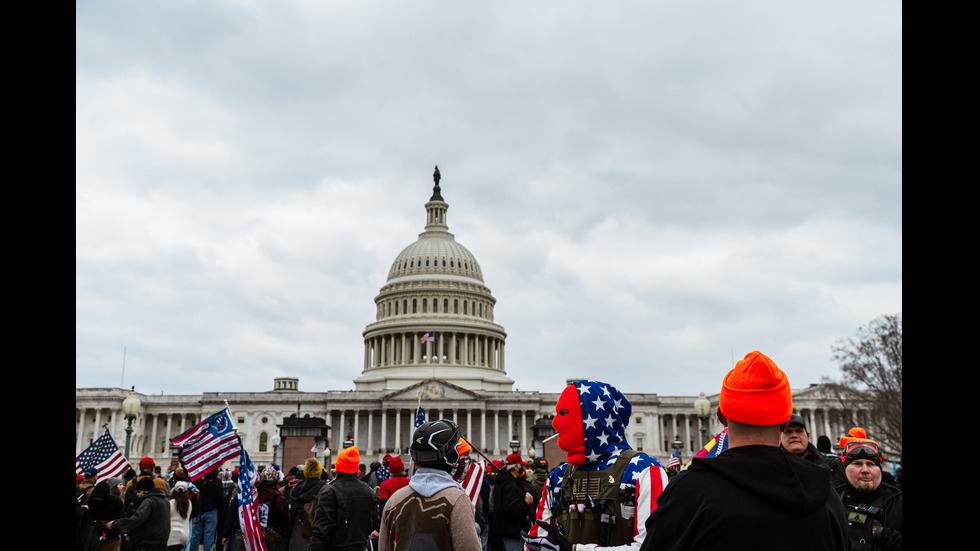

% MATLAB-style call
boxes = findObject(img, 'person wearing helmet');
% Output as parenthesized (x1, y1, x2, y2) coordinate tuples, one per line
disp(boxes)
(377, 419, 481, 551)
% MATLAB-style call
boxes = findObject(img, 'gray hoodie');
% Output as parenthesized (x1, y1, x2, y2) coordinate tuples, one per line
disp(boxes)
(408, 467, 462, 497)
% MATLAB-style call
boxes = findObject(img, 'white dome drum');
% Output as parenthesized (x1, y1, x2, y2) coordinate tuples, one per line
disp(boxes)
(354, 170, 513, 392)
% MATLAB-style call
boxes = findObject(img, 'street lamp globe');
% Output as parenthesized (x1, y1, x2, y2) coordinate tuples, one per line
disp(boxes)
(694, 392, 710, 417)
(122, 388, 141, 416)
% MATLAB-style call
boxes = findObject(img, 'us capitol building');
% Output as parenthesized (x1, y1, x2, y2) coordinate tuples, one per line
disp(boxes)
(75, 171, 868, 471)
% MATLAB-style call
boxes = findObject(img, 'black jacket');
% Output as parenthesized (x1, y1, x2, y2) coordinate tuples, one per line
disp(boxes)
(308, 473, 378, 551)
(113, 488, 171, 547)
(838, 481, 902, 550)
(492, 472, 531, 539)
(641, 445, 849, 551)
(199, 476, 226, 512)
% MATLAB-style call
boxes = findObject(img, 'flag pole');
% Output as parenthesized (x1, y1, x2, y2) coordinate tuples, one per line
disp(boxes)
(224, 400, 238, 435)
(461, 437, 496, 467)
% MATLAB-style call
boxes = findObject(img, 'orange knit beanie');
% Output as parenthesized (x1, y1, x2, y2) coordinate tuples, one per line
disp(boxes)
(719, 351, 792, 426)
(335, 446, 360, 474)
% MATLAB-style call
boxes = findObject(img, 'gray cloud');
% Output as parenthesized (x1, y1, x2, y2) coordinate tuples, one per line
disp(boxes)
(76, 1, 901, 398)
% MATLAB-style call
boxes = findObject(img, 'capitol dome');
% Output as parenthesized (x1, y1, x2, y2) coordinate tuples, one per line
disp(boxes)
(354, 170, 513, 392)
(386, 226, 484, 283)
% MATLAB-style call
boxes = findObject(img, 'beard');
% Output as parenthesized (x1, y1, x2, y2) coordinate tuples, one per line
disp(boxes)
(850, 478, 878, 492)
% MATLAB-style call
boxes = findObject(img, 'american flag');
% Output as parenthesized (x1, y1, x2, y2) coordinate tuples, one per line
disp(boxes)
(420, 332, 435, 344)
(667, 447, 681, 471)
(171, 408, 241, 481)
(76, 430, 130, 481)
(415, 407, 427, 428)
(237, 444, 269, 551)
(459, 460, 485, 511)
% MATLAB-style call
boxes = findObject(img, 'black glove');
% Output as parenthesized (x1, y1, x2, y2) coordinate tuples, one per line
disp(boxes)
(522, 520, 573, 551)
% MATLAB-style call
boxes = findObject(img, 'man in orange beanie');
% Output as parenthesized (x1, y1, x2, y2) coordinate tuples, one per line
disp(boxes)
(308, 445, 378, 551)
(640, 351, 849, 551)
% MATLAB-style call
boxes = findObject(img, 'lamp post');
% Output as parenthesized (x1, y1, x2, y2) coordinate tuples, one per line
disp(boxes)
(694, 392, 711, 448)
(121, 386, 141, 461)
(271, 434, 281, 466)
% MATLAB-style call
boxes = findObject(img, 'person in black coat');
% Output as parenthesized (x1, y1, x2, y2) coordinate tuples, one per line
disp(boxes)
(108, 477, 171, 551)
(308, 446, 378, 551)
(492, 462, 536, 551)
(836, 439, 902, 550)
(640, 351, 849, 551)
(78, 480, 124, 551)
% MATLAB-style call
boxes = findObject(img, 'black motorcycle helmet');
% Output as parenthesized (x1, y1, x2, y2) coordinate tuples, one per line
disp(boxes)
(410, 419, 461, 471)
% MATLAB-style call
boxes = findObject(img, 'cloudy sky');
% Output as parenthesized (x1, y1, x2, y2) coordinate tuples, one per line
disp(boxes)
(76, 1, 902, 400)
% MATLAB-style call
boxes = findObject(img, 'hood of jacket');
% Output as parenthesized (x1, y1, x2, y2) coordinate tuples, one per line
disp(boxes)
(552, 380, 633, 468)
(689, 445, 832, 515)
(409, 467, 462, 498)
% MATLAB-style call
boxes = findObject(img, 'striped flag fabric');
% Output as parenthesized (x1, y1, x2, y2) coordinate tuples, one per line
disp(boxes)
(420, 332, 435, 343)
(171, 408, 241, 481)
(459, 460, 485, 511)
(667, 447, 681, 471)
(237, 444, 269, 551)
(683, 427, 729, 470)
(76, 430, 130, 481)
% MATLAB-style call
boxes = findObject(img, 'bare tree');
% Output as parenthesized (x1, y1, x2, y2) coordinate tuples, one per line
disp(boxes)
(822, 313, 902, 463)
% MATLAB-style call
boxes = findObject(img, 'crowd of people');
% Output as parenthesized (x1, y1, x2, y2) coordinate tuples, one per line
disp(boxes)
(77, 351, 901, 551)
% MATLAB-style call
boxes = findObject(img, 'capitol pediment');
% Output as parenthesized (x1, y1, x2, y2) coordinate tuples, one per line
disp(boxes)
(382, 378, 484, 403)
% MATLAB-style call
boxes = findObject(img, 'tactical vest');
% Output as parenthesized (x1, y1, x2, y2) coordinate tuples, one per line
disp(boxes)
(554, 449, 639, 547)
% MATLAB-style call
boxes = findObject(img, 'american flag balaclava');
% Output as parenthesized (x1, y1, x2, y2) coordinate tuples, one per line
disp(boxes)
(552, 380, 633, 467)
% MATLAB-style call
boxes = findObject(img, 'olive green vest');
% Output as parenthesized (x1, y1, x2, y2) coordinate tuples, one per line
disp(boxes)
(554, 449, 639, 547)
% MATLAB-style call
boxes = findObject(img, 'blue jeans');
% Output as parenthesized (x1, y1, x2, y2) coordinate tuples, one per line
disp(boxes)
(189, 509, 218, 551)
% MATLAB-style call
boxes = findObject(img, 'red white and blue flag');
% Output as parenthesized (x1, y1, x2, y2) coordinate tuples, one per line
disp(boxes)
(667, 447, 681, 471)
(171, 408, 241, 481)
(683, 427, 729, 470)
(421, 332, 435, 344)
(76, 430, 130, 481)
(459, 460, 485, 511)
(237, 444, 269, 551)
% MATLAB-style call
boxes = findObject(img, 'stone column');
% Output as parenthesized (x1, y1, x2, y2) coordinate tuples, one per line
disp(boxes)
(92, 409, 102, 444)
(77, 409, 86, 454)
(521, 411, 528, 454)
(367, 411, 374, 456)
(494, 410, 500, 456)
(381, 410, 388, 453)
(339, 411, 346, 454)
(395, 410, 402, 454)
(150, 414, 159, 457)
(353, 410, 360, 449)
